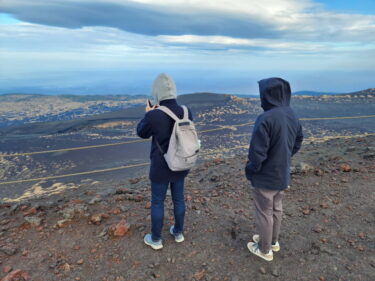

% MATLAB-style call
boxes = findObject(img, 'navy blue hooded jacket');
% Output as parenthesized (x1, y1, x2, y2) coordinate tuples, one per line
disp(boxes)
(137, 99, 193, 184)
(245, 78, 303, 190)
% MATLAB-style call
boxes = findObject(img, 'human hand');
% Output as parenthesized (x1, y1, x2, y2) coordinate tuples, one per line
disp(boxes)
(145, 103, 157, 112)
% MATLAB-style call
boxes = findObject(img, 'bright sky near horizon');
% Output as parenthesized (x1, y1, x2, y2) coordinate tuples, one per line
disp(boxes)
(0, 0, 374, 95)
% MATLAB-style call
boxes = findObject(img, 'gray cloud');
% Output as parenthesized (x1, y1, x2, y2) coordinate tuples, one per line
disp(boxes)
(0, 0, 281, 39)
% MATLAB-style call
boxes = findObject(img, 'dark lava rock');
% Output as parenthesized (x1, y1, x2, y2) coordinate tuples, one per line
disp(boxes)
(0, 244, 18, 256)
(314, 168, 324, 176)
(210, 175, 219, 182)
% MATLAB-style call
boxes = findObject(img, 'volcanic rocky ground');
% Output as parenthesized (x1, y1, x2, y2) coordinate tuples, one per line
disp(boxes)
(0, 91, 374, 280)
(0, 135, 374, 281)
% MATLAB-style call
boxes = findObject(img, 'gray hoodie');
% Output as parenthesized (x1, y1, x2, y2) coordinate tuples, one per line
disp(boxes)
(152, 73, 177, 104)
(137, 73, 192, 183)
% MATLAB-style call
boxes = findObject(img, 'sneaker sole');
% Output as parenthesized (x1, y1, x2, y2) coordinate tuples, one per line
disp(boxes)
(174, 236, 184, 243)
(247, 242, 273, 262)
(144, 238, 163, 250)
(170, 227, 184, 243)
(252, 235, 280, 252)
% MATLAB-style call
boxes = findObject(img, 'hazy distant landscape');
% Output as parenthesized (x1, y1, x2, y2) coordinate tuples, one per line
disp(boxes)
(0, 94, 148, 128)
(0, 89, 374, 201)
(1, 88, 374, 129)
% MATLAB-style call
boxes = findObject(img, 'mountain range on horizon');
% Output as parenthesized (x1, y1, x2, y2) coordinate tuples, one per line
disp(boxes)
(1, 89, 374, 137)
(1, 88, 374, 98)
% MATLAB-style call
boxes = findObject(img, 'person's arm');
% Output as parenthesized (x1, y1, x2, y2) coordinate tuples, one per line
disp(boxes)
(246, 117, 270, 175)
(136, 101, 158, 139)
(292, 123, 303, 156)
(136, 112, 153, 139)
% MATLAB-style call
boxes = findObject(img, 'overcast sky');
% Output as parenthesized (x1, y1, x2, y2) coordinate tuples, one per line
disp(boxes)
(0, 0, 374, 95)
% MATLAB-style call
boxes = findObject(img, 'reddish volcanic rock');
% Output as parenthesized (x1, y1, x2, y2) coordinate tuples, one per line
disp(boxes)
(340, 163, 351, 172)
(109, 220, 130, 237)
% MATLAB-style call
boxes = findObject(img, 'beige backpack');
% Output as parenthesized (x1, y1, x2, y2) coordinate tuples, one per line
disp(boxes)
(156, 105, 200, 171)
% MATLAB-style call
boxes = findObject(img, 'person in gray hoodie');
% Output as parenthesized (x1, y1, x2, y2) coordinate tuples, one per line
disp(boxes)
(245, 77, 303, 261)
(137, 73, 193, 250)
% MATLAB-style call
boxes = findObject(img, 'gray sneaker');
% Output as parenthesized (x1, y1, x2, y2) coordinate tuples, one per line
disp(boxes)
(144, 234, 163, 250)
(252, 234, 280, 252)
(170, 225, 184, 243)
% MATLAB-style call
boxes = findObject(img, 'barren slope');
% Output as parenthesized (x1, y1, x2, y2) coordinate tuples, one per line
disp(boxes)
(0, 135, 374, 281)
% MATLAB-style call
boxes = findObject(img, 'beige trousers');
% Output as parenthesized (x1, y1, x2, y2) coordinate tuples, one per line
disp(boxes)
(251, 186, 284, 253)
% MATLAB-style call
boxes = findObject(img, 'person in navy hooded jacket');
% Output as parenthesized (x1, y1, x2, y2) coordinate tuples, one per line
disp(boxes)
(137, 73, 193, 250)
(245, 77, 303, 261)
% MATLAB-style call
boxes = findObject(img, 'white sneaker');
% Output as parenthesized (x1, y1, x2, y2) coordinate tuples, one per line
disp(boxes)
(247, 242, 273, 261)
(252, 234, 280, 252)
(144, 234, 163, 250)
(170, 225, 184, 243)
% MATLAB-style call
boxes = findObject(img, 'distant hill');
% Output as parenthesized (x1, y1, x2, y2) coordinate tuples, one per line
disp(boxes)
(0, 93, 148, 102)
(293, 91, 338, 96)
(293, 88, 375, 97)
(0, 92, 234, 136)
(2, 88, 374, 99)
(0, 89, 374, 136)
(0, 94, 149, 129)
(341, 88, 375, 97)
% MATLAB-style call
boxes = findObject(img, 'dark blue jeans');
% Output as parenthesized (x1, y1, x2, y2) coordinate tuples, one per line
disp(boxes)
(151, 178, 185, 242)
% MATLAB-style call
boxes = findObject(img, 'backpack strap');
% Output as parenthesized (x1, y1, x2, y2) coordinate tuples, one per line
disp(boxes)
(157, 106, 180, 122)
(155, 105, 180, 156)
(181, 105, 189, 121)
(155, 138, 164, 155)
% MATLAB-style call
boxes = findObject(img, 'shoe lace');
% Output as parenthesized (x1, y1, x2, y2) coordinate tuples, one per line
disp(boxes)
(254, 243, 261, 253)
(255, 243, 271, 255)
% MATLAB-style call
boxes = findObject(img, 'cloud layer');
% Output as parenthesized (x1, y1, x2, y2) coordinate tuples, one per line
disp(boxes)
(0, 0, 374, 93)
(1, 0, 374, 42)
(0, 0, 280, 38)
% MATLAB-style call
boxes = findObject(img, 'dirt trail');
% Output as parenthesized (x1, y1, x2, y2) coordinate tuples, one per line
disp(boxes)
(0, 136, 374, 281)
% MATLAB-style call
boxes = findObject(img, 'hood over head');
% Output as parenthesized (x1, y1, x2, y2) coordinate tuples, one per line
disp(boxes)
(152, 73, 177, 104)
(258, 77, 291, 111)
